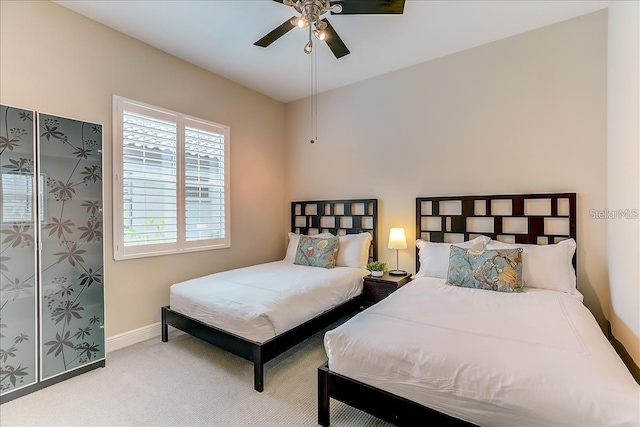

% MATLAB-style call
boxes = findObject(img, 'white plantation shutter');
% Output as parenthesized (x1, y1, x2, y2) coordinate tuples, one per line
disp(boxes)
(184, 122, 226, 243)
(122, 112, 178, 246)
(113, 97, 230, 260)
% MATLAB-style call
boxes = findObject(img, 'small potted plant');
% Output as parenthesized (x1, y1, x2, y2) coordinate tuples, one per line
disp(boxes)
(366, 261, 387, 277)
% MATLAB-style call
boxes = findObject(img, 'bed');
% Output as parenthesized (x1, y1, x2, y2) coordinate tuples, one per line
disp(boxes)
(318, 193, 640, 426)
(162, 198, 377, 392)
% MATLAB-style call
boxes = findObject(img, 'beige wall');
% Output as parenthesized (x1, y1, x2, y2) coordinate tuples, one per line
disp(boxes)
(286, 12, 611, 329)
(607, 1, 640, 366)
(0, 1, 288, 337)
(2, 1, 630, 362)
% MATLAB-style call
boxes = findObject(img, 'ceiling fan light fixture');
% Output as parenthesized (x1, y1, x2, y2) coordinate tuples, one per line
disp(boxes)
(255, 0, 405, 59)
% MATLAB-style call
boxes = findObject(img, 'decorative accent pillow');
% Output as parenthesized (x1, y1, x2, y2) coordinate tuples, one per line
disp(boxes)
(415, 236, 491, 279)
(446, 245, 524, 292)
(294, 236, 340, 269)
(285, 232, 334, 261)
(336, 232, 373, 268)
(486, 239, 577, 296)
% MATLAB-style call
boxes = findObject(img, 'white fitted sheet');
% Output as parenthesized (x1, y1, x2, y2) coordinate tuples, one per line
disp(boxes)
(170, 261, 366, 343)
(325, 277, 640, 426)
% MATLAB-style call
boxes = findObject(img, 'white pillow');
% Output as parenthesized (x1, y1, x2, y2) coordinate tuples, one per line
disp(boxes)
(486, 238, 577, 295)
(415, 236, 491, 279)
(336, 232, 373, 268)
(284, 232, 334, 261)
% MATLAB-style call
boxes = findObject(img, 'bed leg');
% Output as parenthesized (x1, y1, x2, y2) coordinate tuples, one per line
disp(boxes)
(161, 307, 169, 343)
(318, 366, 330, 426)
(253, 347, 264, 392)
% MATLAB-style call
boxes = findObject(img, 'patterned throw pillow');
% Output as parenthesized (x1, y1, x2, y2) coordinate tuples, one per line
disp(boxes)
(446, 245, 524, 292)
(294, 236, 340, 269)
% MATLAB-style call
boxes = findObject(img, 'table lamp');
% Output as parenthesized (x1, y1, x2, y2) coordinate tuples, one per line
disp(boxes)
(388, 227, 407, 276)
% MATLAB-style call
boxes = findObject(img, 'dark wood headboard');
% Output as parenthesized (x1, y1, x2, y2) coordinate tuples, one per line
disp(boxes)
(291, 199, 378, 263)
(416, 193, 577, 272)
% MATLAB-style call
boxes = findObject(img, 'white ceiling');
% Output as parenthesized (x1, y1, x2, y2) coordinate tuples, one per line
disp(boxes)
(55, 0, 610, 103)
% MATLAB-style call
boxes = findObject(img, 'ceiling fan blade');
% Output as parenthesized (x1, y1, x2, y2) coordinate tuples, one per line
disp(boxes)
(321, 18, 350, 59)
(332, 0, 405, 14)
(254, 17, 296, 48)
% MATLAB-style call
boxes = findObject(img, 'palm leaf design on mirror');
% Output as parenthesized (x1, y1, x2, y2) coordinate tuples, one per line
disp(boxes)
(0, 106, 36, 392)
(38, 117, 104, 374)
(1, 108, 104, 391)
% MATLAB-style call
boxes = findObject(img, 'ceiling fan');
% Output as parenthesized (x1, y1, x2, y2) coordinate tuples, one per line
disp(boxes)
(254, 0, 405, 59)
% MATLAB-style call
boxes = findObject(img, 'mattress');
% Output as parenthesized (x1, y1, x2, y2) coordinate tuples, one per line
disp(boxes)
(324, 277, 640, 426)
(170, 260, 366, 343)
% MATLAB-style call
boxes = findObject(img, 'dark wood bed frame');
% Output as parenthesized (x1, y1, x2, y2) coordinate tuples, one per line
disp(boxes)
(318, 193, 577, 426)
(162, 198, 377, 392)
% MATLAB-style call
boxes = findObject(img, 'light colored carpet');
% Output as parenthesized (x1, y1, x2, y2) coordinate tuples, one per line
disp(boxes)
(0, 328, 392, 427)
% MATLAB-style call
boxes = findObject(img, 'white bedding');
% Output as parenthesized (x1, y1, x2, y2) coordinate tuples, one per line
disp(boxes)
(170, 261, 366, 343)
(324, 277, 640, 426)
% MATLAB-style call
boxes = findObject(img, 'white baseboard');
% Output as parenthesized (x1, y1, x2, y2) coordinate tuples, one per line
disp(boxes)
(106, 322, 183, 353)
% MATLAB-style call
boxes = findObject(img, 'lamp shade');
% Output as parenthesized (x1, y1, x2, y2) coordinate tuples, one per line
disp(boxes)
(388, 228, 407, 250)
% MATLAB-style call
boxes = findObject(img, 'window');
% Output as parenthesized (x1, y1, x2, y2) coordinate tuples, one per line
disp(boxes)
(113, 96, 230, 260)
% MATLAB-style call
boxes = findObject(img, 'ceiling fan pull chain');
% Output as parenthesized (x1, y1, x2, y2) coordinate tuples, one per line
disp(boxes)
(314, 45, 318, 143)
(310, 39, 317, 144)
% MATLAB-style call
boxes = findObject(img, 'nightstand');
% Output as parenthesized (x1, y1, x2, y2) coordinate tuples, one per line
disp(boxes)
(362, 272, 412, 307)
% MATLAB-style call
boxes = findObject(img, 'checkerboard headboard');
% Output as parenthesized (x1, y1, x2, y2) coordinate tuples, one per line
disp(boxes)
(291, 199, 378, 263)
(416, 193, 577, 271)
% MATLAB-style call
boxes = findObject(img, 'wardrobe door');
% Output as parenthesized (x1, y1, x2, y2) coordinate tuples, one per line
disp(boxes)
(38, 113, 104, 380)
(0, 105, 38, 396)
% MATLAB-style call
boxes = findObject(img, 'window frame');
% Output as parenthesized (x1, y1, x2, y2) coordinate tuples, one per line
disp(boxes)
(112, 96, 230, 260)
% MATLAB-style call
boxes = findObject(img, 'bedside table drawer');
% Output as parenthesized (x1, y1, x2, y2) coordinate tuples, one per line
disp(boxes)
(363, 281, 396, 304)
(362, 273, 411, 307)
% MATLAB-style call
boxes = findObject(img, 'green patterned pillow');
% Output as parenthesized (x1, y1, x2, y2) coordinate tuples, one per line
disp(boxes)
(446, 245, 524, 292)
(294, 236, 340, 269)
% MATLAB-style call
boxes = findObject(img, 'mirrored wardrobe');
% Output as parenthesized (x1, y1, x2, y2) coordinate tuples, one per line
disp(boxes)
(0, 104, 105, 402)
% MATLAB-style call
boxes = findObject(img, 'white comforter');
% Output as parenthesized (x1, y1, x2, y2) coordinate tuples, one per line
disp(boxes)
(170, 261, 366, 343)
(324, 277, 640, 426)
